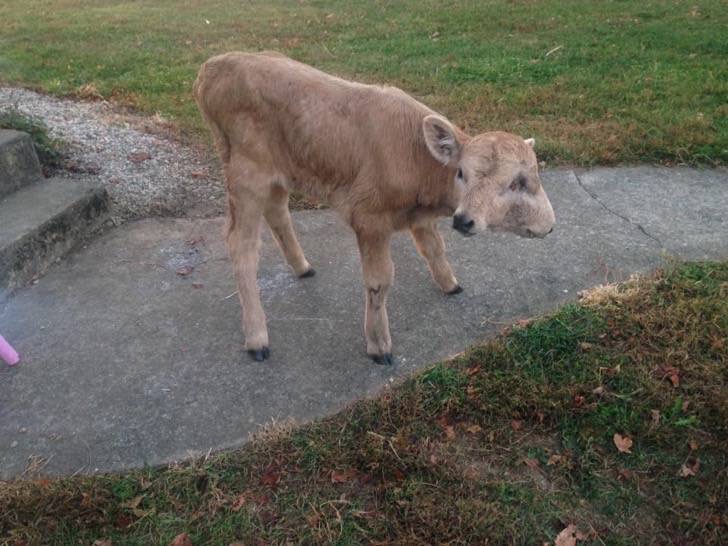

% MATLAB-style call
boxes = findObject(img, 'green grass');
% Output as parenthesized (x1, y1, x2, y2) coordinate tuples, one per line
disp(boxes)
(0, 0, 726, 165)
(2, 260, 726, 544)
(0, 108, 66, 168)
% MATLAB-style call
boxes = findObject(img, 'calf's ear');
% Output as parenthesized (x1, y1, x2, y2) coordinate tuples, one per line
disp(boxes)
(423, 115, 462, 165)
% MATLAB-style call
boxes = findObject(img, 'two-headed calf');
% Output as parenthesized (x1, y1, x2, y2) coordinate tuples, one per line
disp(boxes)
(194, 52, 555, 364)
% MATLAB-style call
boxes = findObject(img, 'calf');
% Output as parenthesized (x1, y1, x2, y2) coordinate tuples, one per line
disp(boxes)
(193, 52, 555, 364)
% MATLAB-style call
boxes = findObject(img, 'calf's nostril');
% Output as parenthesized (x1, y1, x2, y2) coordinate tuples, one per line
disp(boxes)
(453, 213, 474, 233)
(548, 227, 554, 234)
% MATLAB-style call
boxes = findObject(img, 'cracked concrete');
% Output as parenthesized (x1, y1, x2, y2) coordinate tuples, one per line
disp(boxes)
(573, 170, 664, 247)
(1, 167, 727, 478)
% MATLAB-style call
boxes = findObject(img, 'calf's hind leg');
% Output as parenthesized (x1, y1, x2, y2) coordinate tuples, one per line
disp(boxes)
(225, 167, 270, 361)
(263, 184, 314, 278)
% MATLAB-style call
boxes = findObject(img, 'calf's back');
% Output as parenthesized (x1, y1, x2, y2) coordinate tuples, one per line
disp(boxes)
(193, 52, 456, 218)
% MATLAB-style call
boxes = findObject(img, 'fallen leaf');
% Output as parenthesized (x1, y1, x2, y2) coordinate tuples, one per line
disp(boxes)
(115, 513, 133, 528)
(259, 509, 278, 524)
(191, 282, 204, 289)
(435, 414, 452, 428)
(600, 364, 621, 376)
(93, 540, 112, 546)
(306, 511, 321, 528)
(80, 492, 94, 508)
(613, 433, 633, 454)
(680, 458, 700, 477)
(331, 468, 357, 483)
(659, 366, 680, 387)
(463, 465, 480, 480)
(523, 457, 540, 470)
(573, 395, 586, 407)
(466, 424, 482, 434)
(123, 495, 144, 510)
(169, 533, 192, 546)
(190, 171, 207, 178)
(465, 365, 480, 376)
(547, 453, 564, 466)
(392, 468, 405, 481)
(511, 419, 524, 431)
(176, 265, 194, 276)
(132, 507, 154, 518)
(617, 468, 634, 480)
(444, 425, 456, 440)
(592, 386, 605, 396)
(128, 152, 152, 163)
(259, 466, 280, 487)
(579, 342, 593, 352)
(231, 495, 246, 512)
(554, 523, 587, 546)
(650, 409, 661, 425)
(689, 439, 699, 451)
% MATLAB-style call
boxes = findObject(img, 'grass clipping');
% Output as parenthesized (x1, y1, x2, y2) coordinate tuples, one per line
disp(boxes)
(1, 262, 726, 545)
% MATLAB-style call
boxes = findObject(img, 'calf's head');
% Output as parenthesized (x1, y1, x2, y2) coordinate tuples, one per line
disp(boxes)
(423, 115, 555, 239)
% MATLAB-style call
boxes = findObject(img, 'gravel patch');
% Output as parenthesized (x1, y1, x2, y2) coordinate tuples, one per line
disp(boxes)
(1, 87, 226, 223)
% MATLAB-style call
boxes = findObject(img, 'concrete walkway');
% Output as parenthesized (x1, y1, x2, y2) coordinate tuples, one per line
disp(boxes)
(1, 167, 727, 478)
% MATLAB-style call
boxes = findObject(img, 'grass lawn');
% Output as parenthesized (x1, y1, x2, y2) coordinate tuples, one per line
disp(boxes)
(0, 0, 726, 166)
(2, 260, 726, 544)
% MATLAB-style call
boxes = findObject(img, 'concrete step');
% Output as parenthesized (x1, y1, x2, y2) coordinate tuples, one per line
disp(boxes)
(0, 177, 109, 298)
(0, 129, 42, 199)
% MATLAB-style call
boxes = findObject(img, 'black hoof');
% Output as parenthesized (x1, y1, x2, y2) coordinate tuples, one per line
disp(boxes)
(369, 352, 394, 366)
(299, 268, 316, 278)
(447, 285, 463, 295)
(248, 347, 270, 362)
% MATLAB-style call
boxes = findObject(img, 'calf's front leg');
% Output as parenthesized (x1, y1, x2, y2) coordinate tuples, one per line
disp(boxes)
(264, 184, 314, 278)
(356, 231, 395, 365)
(410, 219, 461, 294)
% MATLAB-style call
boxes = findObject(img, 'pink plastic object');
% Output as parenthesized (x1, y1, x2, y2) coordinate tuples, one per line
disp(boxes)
(0, 334, 19, 366)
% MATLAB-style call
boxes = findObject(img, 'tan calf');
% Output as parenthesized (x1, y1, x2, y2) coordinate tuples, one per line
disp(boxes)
(193, 52, 555, 364)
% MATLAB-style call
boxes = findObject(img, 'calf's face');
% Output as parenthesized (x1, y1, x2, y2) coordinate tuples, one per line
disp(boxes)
(423, 116, 555, 239)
